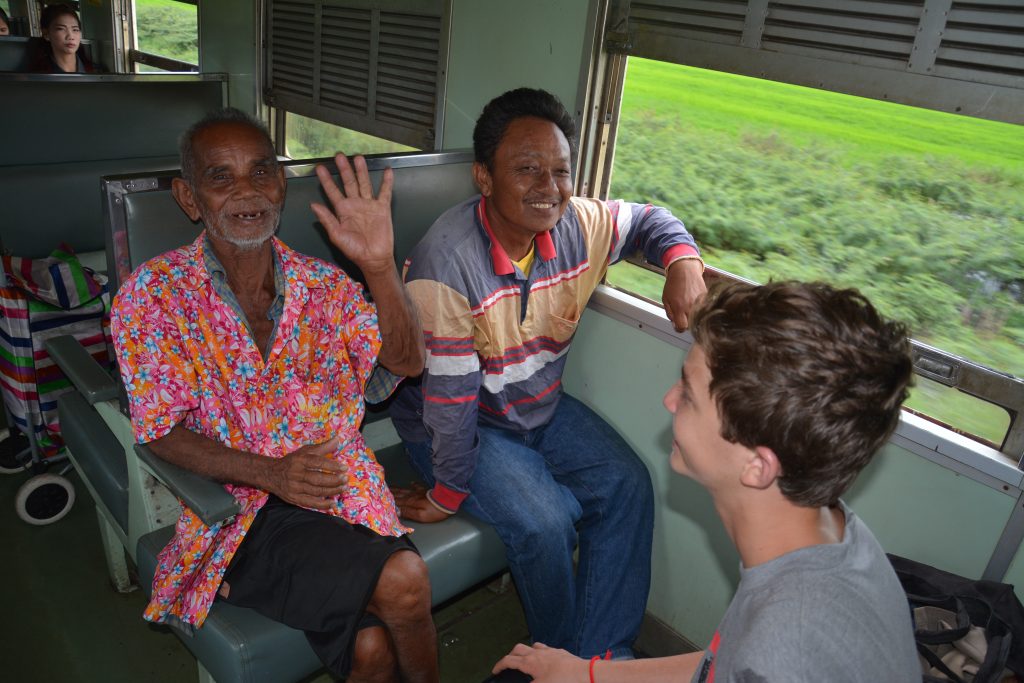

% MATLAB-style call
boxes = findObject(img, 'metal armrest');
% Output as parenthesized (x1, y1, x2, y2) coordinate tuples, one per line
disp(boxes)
(45, 334, 118, 403)
(134, 443, 241, 527)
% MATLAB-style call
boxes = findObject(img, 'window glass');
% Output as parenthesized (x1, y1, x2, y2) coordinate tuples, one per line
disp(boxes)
(606, 58, 1022, 446)
(285, 113, 417, 160)
(133, 0, 198, 70)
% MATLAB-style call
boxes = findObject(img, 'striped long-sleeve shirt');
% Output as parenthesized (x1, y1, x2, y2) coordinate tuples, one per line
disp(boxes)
(390, 195, 700, 511)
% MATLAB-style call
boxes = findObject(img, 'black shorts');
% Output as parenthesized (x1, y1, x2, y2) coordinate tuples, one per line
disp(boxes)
(222, 495, 417, 676)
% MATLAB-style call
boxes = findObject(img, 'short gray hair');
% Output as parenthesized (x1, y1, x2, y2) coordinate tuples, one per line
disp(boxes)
(179, 108, 276, 186)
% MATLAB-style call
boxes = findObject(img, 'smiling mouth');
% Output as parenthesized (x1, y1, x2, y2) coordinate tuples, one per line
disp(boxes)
(527, 201, 558, 210)
(233, 211, 266, 220)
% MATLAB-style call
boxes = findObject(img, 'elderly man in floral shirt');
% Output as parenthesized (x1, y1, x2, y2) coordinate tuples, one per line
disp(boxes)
(112, 108, 435, 683)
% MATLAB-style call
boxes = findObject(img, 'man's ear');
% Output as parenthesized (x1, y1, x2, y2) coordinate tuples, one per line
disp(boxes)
(171, 177, 202, 222)
(473, 161, 492, 197)
(739, 446, 782, 491)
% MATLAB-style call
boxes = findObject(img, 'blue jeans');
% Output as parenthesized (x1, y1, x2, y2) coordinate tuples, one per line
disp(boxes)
(402, 394, 654, 658)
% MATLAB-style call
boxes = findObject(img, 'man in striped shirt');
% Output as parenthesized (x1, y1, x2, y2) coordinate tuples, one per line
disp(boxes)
(389, 88, 705, 659)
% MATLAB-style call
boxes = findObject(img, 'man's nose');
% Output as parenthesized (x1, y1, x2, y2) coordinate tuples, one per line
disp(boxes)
(231, 175, 260, 197)
(535, 169, 558, 192)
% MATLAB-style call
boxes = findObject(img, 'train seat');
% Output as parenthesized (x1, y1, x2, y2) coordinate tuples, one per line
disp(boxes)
(134, 442, 507, 683)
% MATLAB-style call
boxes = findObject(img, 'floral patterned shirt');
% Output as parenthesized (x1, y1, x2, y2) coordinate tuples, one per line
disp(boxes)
(111, 234, 410, 628)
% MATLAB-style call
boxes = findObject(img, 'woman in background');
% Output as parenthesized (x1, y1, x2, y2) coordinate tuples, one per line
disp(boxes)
(30, 4, 97, 73)
(0, 8, 12, 36)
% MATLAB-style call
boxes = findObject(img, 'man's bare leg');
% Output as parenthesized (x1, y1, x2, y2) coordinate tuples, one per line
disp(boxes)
(349, 625, 398, 683)
(365, 550, 439, 683)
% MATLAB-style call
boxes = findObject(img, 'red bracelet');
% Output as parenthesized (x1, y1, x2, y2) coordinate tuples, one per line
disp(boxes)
(589, 649, 612, 683)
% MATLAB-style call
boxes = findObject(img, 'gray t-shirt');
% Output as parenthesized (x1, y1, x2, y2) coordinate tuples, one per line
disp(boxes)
(690, 503, 920, 683)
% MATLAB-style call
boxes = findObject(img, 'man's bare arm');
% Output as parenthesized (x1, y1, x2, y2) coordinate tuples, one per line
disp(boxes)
(147, 425, 348, 509)
(362, 260, 425, 377)
(311, 153, 425, 377)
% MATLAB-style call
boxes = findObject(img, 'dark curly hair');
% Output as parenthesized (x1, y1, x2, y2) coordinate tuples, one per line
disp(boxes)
(691, 280, 913, 507)
(473, 88, 576, 169)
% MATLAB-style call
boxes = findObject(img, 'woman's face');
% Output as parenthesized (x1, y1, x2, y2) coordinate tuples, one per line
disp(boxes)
(0, 18, 10, 36)
(44, 13, 81, 55)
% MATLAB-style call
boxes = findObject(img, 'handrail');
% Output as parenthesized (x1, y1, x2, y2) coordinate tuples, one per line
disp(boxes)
(129, 49, 198, 73)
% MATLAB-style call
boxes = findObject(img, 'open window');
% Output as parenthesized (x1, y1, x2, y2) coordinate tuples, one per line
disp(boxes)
(585, 0, 1024, 461)
(129, 0, 198, 72)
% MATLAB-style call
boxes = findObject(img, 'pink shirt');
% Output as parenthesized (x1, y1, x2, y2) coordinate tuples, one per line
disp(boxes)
(112, 235, 409, 627)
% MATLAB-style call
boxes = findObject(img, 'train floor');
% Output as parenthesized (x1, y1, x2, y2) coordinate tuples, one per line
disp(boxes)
(0, 463, 528, 683)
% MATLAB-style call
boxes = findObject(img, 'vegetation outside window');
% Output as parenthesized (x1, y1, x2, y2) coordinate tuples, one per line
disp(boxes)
(605, 58, 1023, 446)
(132, 0, 197, 72)
(285, 113, 417, 160)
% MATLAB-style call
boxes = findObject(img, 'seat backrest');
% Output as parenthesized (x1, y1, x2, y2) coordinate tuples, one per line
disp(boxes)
(103, 151, 478, 294)
(0, 37, 32, 71)
(1, 74, 225, 258)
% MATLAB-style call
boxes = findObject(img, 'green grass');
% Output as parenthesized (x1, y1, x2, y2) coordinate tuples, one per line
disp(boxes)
(607, 59, 1024, 445)
(624, 58, 1024, 172)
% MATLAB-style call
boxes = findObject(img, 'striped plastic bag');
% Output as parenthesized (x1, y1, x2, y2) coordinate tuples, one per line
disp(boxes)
(0, 245, 113, 459)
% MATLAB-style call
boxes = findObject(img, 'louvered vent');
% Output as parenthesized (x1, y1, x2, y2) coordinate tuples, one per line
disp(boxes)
(319, 6, 372, 115)
(935, 2, 1024, 86)
(376, 12, 441, 129)
(268, 0, 317, 100)
(762, 0, 923, 68)
(629, 0, 749, 47)
(266, 0, 447, 149)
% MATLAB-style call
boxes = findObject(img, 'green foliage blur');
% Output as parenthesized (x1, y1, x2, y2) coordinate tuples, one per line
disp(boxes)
(286, 113, 417, 160)
(607, 59, 1023, 443)
(134, 0, 198, 67)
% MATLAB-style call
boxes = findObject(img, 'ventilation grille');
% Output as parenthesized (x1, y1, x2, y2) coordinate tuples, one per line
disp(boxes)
(376, 11, 442, 128)
(762, 0, 923, 67)
(319, 6, 373, 114)
(629, 0, 749, 46)
(266, 0, 445, 148)
(268, 0, 317, 100)
(935, 2, 1024, 84)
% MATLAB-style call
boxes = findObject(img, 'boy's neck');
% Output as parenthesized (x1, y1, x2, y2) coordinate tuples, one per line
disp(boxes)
(718, 494, 846, 569)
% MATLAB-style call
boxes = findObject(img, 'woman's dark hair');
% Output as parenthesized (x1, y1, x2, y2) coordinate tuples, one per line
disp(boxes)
(473, 88, 577, 169)
(40, 3, 80, 30)
(0, 8, 11, 32)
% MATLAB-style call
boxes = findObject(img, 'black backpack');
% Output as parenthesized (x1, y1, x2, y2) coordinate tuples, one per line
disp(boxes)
(889, 554, 1024, 683)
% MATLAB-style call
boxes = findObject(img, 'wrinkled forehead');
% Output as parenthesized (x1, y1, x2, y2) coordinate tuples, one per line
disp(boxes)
(192, 122, 276, 169)
(498, 116, 571, 159)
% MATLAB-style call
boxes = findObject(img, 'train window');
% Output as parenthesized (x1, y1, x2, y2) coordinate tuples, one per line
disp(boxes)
(284, 112, 416, 159)
(131, 0, 198, 72)
(603, 58, 1022, 453)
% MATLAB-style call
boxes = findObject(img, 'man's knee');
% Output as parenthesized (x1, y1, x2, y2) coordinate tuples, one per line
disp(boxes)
(370, 550, 431, 617)
(351, 625, 396, 678)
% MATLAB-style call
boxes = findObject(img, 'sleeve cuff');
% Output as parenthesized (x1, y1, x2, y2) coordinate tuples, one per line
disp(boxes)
(664, 254, 705, 275)
(661, 243, 700, 270)
(429, 483, 467, 514)
(364, 364, 404, 404)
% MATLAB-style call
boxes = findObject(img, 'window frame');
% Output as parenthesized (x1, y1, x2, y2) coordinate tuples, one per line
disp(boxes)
(126, 0, 199, 73)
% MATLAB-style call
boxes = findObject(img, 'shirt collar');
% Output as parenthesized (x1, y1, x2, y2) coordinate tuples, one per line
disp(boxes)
(202, 233, 286, 300)
(477, 196, 557, 277)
